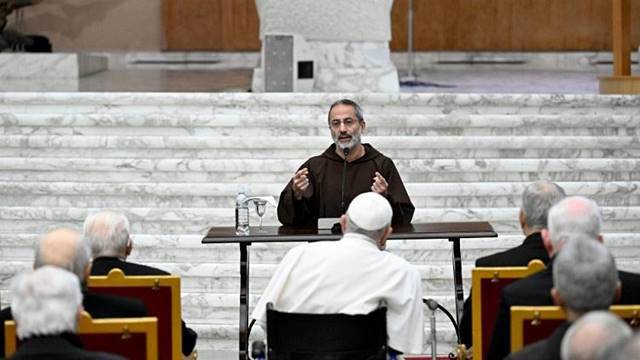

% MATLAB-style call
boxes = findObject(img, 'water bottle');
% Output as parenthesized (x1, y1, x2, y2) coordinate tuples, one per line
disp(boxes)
(235, 188, 250, 235)
(251, 340, 266, 360)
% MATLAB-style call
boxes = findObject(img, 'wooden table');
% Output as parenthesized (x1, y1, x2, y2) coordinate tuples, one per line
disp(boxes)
(202, 222, 497, 360)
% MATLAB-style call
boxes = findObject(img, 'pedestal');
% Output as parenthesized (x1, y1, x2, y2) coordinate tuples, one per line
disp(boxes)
(252, 0, 398, 92)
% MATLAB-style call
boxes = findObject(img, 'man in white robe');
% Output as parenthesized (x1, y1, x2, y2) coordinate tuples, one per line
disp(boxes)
(252, 192, 424, 354)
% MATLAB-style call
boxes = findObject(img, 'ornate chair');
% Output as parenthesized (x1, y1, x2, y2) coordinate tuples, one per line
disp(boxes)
(471, 259, 546, 360)
(87, 268, 181, 360)
(5, 311, 158, 360)
(266, 303, 388, 360)
(510, 304, 640, 352)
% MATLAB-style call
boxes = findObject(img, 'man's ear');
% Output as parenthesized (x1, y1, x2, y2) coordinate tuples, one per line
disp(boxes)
(83, 263, 91, 282)
(551, 287, 564, 307)
(339, 215, 348, 233)
(614, 281, 622, 303)
(378, 226, 393, 250)
(542, 229, 554, 256)
(518, 209, 526, 232)
(125, 236, 133, 257)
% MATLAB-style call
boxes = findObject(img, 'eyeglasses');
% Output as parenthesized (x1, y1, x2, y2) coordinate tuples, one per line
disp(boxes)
(329, 118, 359, 129)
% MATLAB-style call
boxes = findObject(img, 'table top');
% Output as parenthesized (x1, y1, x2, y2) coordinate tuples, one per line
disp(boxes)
(202, 221, 497, 244)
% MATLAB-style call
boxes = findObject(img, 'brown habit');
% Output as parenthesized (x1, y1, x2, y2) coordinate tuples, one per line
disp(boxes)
(277, 144, 414, 226)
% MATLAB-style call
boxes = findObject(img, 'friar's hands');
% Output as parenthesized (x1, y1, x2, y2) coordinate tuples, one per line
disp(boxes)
(292, 167, 313, 200)
(371, 171, 388, 195)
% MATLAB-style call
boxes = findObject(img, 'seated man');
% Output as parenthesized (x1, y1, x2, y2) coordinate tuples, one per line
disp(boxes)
(9, 266, 125, 360)
(606, 332, 640, 360)
(83, 210, 198, 357)
(0, 228, 147, 357)
(506, 237, 620, 360)
(487, 196, 640, 360)
(560, 311, 632, 360)
(459, 180, 565, 346)
(252, 192, 424, 354)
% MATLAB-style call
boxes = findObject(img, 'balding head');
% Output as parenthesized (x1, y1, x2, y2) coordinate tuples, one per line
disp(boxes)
(34, 227, 91, 282)
(543, 196, 602, 255)
(561, 311, 632, 360)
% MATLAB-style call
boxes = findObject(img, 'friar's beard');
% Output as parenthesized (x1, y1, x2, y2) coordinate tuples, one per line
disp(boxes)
(333, 132, 361, 151)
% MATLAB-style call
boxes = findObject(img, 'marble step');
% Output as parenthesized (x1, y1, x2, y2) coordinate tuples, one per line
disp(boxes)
(0, 157, 638, 179)
(2, 251, 640, 297)
(2, 181, 639, 208)
(3, 233, 640, 265)
(2, 169, 636, 183)
(1, 92, 639, 114)
(0, 135, 637, 155)
(0, 206, 639, 233)
(192, 323, 459, 354)
(2, 146, 638, 161)
(2, 113, 640, 136)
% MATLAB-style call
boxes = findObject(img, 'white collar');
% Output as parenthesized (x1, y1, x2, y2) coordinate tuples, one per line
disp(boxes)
(341, 232, 380, 249)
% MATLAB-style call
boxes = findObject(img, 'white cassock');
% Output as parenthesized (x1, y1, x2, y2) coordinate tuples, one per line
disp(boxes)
(251, 232, 424, 354)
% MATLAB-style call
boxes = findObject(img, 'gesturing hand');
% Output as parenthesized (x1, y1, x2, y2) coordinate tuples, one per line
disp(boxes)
(371, 171, 388, 195)
(292, 168, 313, 200)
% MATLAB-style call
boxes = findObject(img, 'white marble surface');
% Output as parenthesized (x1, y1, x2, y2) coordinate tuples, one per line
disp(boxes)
(255, 0, 393, 41)
(2, 91, 640, 354)
(392, 51, 640, 71)
(0, 53, 107, 79)
(1, 92, 640, 110)
(253, 0, 397, 92)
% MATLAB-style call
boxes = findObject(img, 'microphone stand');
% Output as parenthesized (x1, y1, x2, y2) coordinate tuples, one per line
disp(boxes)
(423, 298, 468, 359)
(425, 299, 438, 360)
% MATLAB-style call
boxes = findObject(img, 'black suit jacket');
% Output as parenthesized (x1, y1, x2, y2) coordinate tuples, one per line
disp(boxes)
(9, 333, 126, 360)
(91, 256, 171, 276)
(90, 257, 198, 356)
(505, 321, 571, 360)
(1, 290, 147, 358)
(83, 290, 148, 318)
(487, 259, 640, 360)
(459, 232, 549, 346)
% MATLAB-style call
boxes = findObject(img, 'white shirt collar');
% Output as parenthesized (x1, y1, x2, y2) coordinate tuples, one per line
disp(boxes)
(341, 232, 379, 249)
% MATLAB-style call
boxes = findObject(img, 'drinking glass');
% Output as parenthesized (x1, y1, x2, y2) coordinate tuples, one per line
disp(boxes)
(254, 199, 267, 232)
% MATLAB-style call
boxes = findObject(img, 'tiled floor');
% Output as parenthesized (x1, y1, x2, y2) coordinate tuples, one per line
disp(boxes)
(398, 68, 610, 94)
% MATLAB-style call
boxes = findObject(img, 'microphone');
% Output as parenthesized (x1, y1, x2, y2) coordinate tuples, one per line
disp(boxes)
(423, 297, 462, 344)
(340, 147, 350, 214)
(342, 146, 350, 158)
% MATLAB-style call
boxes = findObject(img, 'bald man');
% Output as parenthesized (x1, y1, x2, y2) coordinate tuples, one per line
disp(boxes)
(0, 227, 147, 357)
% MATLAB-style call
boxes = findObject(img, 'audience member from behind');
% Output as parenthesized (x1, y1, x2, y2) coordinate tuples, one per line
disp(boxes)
(606, 332, 640, 360)
(9, 266, 125, 360)
(560, 311, 632, 360)
(460, 180, 565, 346)
(506, 238, 620, 360)
(83, 210, 198, 357)
(0, 228, 147, 357)
(488, 196, 640, 360)
(253, 192, 424, 355)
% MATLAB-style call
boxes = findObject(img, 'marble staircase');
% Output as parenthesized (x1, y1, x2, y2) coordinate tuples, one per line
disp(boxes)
(1, 92, 639, 358)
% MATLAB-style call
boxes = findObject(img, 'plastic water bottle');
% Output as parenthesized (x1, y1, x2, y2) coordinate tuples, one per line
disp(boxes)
(251, 340, 266, 360)
(235, 189, 250, 235)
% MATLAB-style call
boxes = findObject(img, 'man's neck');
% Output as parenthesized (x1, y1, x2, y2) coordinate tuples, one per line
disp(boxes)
(523, 226, 540, 237)
(336, 143, 365, 161)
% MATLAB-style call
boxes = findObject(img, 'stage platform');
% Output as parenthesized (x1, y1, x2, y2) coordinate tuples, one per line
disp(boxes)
(0, 51, 636, 94)
(0, 52, 639, 359)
